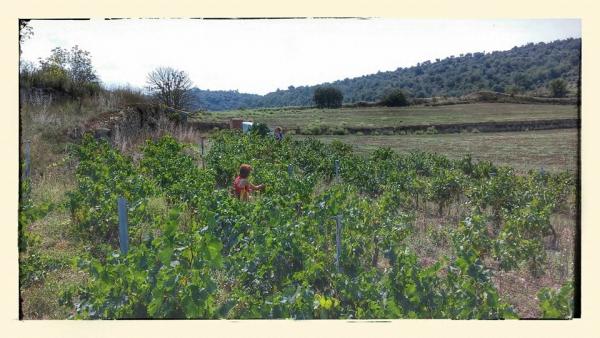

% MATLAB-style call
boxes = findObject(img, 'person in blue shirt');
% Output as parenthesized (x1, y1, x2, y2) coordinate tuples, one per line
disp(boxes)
(274, 126, 284, 141)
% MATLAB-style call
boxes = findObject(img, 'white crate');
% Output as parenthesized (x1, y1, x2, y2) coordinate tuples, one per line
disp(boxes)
(242, 121, 254, 133)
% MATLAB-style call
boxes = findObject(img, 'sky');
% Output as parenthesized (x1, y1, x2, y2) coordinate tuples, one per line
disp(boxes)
(20, 18, 581, 95)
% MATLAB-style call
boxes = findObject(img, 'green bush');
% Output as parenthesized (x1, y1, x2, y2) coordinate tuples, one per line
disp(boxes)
(19, 46, 102, 100)
(302, 124, 326, 135)
(380, 89, 409, 107)
(425, 126, 438, 134)
(66, 210, 224, 319)
(549, 79, 568, 98)
(313, 86, 343, 108)
(68, 135, 157, 242)
(249, 122, 271, 137)
(331, 127, 349, 135)
(538, 282, 574, 319)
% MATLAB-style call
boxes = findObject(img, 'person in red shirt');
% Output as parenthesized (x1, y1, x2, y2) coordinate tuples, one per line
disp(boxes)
(232, 164, 265, 201)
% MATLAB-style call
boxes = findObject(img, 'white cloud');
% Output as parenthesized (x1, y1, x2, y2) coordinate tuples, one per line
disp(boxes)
(20, 18, 581, 95)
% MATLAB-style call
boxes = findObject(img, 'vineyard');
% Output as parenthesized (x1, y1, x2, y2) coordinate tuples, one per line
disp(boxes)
(19, 131, 576, 319)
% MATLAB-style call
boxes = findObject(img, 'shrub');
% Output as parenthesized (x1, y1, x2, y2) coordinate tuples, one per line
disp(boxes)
(66, 210, 224, 319)
(20, 46, 102, 100)
(331, 127, 349, 135)
(313, 87, 343, 108)
(249, 122, 271, 137)
(68, 135, 157, 242)
(380, 89, 409, 107)
(549, 79, 568, 98)
(538, 282, 574, 319)
(303, 124, 326, 135)
(425, 126, 438, 134)
(505, 85, 521, 96)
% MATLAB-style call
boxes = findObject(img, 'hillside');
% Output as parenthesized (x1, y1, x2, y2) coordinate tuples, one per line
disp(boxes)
(188, 88, 263, 111)
(188, 38, 581, 111)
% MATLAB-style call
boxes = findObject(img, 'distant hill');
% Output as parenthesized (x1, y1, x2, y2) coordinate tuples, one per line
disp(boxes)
(188, 38, 581, 111)
(188, 88, 263, 111)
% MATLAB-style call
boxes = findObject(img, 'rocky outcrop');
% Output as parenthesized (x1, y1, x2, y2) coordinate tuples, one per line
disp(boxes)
(69, 103, 166, 142)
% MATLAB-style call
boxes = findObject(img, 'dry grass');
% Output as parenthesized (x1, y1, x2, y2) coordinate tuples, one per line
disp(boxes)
(405, 201, 463, 266)
(303, 129, 579, 173)
(20, 160, 89, 319)
(20, 92, 103, 179)
(19, 94, 97, 319)
(20, 197, 85, 319)
(196, 103, 578, 130)
(492, 223, 574, 319)
(93, 86, 147, 112)
(20, 268, 87, 319)
(113, 115, 208, 157)
(403, 198, 576, 318)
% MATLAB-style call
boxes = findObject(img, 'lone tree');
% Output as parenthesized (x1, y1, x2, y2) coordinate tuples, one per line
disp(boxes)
(146, 67, 193, 109)
(313, 86, 343, 108)
(549, 79, 568, 98)
(68, 46, 99, 88)
(380, 89, 409, 107)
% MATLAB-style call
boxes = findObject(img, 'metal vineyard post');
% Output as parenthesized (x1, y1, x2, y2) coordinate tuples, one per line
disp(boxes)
(200, 137, 205, 169)
(23, 140, 31, 180)
(335, 214, 342, 273)
(118, 197, 129, 254)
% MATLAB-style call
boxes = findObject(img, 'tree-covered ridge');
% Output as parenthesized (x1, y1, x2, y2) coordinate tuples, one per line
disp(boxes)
(189, 38, 580, 111)
(188, 88, 264, 111)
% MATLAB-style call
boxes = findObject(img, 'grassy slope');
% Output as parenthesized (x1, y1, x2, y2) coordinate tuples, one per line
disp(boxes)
(19, 97, 105, 318)
(300, 129, 579, 173)
(196, 103, 578, 129)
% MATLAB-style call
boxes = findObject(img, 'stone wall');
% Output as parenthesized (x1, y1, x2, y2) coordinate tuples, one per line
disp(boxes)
(69, 104, 165, 142)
